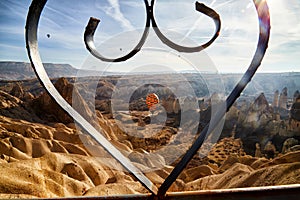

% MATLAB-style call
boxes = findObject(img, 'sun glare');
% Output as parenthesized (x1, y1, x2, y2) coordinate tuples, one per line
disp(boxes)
(266, 0, 281, 12)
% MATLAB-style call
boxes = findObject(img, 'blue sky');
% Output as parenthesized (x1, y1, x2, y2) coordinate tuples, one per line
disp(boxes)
(0, 0, 299, 73)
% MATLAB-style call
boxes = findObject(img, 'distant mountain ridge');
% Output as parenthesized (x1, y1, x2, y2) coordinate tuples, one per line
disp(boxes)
(0, 61, 126, 80)
(0, 61, 78, 80)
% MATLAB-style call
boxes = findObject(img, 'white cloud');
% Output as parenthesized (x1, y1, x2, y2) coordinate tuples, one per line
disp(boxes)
(104, 0, 135, 31)
(44, 5, 82, 26)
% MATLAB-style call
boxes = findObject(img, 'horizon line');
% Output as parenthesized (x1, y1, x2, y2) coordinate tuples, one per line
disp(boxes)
(0, 60, 299, 74)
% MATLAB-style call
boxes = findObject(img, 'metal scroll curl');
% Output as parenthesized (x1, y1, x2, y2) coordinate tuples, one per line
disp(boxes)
(84, 1, 221, 62)
(25, 0, 270, 198)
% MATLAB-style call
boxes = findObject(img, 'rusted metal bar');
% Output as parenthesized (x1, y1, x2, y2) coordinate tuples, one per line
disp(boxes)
(166, 184, 300, 200)
(34, 184, 300, 200)
(25, 0, 157, 195)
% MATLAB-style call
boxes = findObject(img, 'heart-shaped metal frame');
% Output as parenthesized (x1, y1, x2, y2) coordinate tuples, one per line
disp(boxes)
(25, 0, 270, 197)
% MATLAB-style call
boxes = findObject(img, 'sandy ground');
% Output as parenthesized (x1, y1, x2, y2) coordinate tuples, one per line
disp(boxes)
(0, 114, 300, 198)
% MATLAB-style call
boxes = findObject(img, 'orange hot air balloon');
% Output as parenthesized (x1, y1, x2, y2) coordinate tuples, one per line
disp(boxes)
(146, 93, 159, 111)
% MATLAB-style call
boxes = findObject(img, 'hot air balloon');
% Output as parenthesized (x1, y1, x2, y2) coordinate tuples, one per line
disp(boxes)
(146, 93, 159, 111)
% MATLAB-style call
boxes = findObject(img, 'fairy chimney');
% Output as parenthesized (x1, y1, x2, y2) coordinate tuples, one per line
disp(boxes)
(279, 87, 288, 110)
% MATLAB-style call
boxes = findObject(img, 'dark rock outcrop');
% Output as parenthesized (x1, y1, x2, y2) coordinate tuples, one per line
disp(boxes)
(36, 77, 94, 124)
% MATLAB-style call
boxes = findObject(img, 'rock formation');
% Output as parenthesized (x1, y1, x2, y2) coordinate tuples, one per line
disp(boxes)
(279, 87, 288, 110)
(272, 90, 279, 108)
(36, 77, 95, 124)
(241, 93, 272, 128)
(235, 93, 276, 155)
(289, 95, 300, 133)
(282, 138, 299, 154)
(294, 90, 300, 102)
